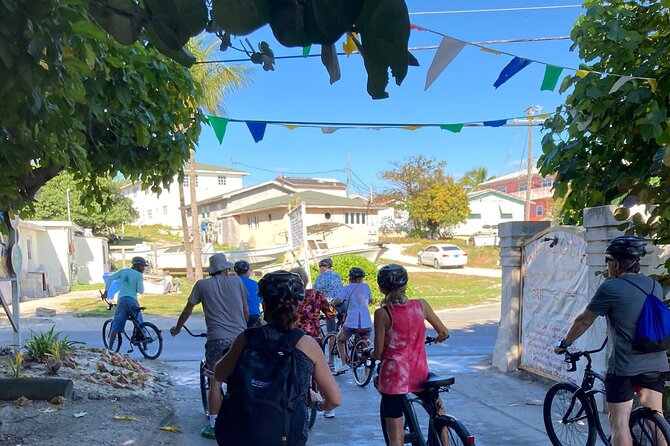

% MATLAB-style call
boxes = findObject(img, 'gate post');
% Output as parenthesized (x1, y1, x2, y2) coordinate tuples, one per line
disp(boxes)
(493, 221, 551, 372)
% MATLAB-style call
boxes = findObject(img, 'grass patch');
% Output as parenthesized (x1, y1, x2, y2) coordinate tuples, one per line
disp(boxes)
(409, 272, 500, 309)
(71, 283, 104, 291)
(118, 224, 183, 245)
(389, 237, 500, 269)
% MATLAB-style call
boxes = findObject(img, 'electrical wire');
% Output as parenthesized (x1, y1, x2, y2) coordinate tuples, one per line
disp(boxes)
(231, 160, 345, 176)
(409, 5, 582, 15)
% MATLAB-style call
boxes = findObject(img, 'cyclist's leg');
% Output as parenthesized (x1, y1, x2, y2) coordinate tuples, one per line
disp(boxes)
(109, 297, 131, 346)
(636, 372, 666, 412)
(605, 374, 635, 446)
(336, 328, 350, 365)
(204, 339, 231, 437)
(381, 393, 406, 446)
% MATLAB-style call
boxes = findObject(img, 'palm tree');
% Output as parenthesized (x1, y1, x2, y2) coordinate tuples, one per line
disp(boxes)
(180, 38, 250, 280)
(459, 167, 494, 192)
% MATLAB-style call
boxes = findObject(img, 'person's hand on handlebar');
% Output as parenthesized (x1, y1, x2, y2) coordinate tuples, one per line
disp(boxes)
(554, 338, 570, 355)
(435, 328, 450, 343)
(169, 325, 181, 337)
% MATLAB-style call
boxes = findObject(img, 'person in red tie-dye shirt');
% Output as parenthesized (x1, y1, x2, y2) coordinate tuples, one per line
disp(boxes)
(292, 267, 336, 342)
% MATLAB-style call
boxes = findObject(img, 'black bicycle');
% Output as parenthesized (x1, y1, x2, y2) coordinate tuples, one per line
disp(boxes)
(182, 326, 212, 416)
(378, 337, 475, 446)
(322, 328, 372, 386)
(543, 338, 670, 445)
(101, 301, 163, 359)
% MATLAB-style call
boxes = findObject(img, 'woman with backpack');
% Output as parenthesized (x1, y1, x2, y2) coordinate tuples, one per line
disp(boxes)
(370, 264, 450, 446)
(213, 270, 341, 446)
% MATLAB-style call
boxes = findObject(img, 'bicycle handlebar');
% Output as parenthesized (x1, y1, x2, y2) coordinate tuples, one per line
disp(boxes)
(564, 338, 608, 372)
(182, 326, 207, 338)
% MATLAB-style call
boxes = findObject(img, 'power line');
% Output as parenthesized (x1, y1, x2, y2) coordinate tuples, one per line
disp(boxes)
(231, 160, 345, 176)
(409, 5, 582, 15)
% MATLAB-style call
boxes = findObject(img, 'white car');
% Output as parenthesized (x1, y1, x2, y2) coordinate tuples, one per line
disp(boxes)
(417, 244, 468, 268)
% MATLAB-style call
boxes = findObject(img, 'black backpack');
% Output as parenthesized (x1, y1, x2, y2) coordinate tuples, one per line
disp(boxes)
(215, 326, 308, 446)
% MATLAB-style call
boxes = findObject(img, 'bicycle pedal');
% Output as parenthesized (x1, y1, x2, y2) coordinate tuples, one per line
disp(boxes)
(127, 347, 134, 354)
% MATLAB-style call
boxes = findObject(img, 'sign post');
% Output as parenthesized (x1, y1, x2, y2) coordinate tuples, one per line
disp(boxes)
(285, 203, 311, 285)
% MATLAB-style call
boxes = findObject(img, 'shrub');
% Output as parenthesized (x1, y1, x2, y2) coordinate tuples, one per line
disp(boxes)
(24, 326, 82, 362)
(309, 254, 384, 306)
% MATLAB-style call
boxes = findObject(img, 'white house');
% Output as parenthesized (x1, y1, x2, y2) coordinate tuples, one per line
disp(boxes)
(120, 162, 249, 228)
(453, 190, 528, 236)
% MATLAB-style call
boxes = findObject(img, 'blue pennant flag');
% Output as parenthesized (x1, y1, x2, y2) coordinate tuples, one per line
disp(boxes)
(246, 121, 267, 143)
(483, 119, 507, 127)
(493, 57, 532, 89)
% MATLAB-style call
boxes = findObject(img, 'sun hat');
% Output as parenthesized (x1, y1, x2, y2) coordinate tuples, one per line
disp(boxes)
(207, 253, 234, 274)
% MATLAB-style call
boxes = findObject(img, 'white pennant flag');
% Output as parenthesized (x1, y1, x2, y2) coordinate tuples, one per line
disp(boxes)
(425, 36, 466, 90)
(609, 76, 633, 94)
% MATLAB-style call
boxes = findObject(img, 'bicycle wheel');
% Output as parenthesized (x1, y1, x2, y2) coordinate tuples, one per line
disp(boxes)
(543, 382, 596, 446)
(136, 322, 163, 359)
(432, 415, 475, 445)
(102, 319, 122, 353)
(352, 339, 374, 386)
(322, 333, 343, 372)
(199, 359, 209, 416)
(629, 407, 670, 445)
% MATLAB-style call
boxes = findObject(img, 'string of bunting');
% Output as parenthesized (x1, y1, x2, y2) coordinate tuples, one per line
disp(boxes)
(414, 24, 657, 92)
(206, 114, 551, 145)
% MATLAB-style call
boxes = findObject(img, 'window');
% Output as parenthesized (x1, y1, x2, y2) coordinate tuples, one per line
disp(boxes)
(195, 175, 199, 187)
(324, 211, 332, 220)
(183, 176, 189, 187)
(247, 216, 252, 228)
(541, 177, 554, 188)
(218, 176, 227, 186)
(268, 214, 272, 221)
(469, 213, 482, 219)
(148, 209, 153, 218)
(345, 213, 349, 224)
(355, 213, 360, 224)
(163, 206, 168, 215)
(253, 216, 259, 228)
(361, 213, 366, 224)
(518, 182, 527, 192)
(496, 185, 507, 193)
(26, 238, 32, 260)
(345, 212, 366, 225)
(536, 205, 544, 216)
(501, 213, 513, 219)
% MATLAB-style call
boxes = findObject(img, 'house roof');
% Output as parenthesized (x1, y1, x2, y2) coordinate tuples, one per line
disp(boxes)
(467, 189, 530, 206)
(29, 220, 86, 233)
(194, 162, 248, 175)
(478, 168, 546, 186)
(196, 180, 298, 207)
(222, 190, 384, 216)
(276, 176, 346, 189)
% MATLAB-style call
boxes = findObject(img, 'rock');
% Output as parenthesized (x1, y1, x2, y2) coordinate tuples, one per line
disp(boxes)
(49, 395, 64, 405)
(35, 307, 57, 317)
(88, 391, 103, 400)
(71, 389, 84, 401)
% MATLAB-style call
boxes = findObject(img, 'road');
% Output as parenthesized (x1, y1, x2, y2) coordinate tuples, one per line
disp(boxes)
(1, 301, 554, 445)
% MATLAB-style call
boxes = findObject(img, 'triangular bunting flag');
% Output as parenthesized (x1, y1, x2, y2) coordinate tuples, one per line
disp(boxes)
(493, 57, 532, 88)
(483, 119, 507, 127)
(410, 24, 427, 31)
(647, 78, 658, 92)
(302, 45, 311, 58)
(480, 47, 502, 55)
(285, 125, 298, 130)
(207, 116, 229, 145)
(246, 121, 267, 143)
(440, 124, 464, 133)
(609, 76, 632, 94)
(321, 127, 339, 134)
(575, 69, 589, 78)
(540, 65, 563, 91)
(342, 34, 357, 56)
(402, 126, 421, 130)
(425, 36, 466, 90)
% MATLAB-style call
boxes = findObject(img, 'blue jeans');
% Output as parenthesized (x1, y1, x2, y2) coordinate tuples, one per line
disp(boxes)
(111, 296, 144, 333)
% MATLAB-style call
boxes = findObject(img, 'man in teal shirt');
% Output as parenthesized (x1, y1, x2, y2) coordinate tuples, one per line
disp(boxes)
(103, 256, 147, 348)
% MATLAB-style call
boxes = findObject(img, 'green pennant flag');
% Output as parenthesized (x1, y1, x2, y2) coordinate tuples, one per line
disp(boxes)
(440, 123, 464, 133)
(207, 116, 230, 144)
(541, 65, 563, 91)
(302, 45, 311, 58)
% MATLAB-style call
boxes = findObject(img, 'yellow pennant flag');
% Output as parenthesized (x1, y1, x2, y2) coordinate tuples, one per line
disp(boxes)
(284, 125, 298, 130)
(342, 33, 358, 56)
(480, 47, 502, 55)
(575, 70, 589, 78)
(402, 126, 421, 130)
(647, 78, 658, 92)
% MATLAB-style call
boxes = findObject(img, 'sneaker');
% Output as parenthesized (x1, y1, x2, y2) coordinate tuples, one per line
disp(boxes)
(323, 410, 335, 418)
(201, 426, 215, 439)
(334, 364, 350, 375)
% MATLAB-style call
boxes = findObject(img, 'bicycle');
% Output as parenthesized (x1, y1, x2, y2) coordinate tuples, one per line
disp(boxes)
(322, 327, 372, 386)
(181, 326, 212, 416)
(377, 336, 475, 446)
(101, 300, 163, 360)
(543, 338, 670, 446)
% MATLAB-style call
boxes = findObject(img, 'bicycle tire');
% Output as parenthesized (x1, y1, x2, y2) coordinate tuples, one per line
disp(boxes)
(102, 319, 122, 353)
(380, 397, 427, 446)
(543, 382, 596, 446)
(629, 407, 670, 445)
(136, 322, 163, 359)
(199, 359, 209, 416)
(432, 415, 474, 445)
(322, 333, 343, 372)
(352, 339, 374, 386)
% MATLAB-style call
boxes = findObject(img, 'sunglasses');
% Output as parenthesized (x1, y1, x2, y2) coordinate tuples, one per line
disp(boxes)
(605, 256, 615, 263)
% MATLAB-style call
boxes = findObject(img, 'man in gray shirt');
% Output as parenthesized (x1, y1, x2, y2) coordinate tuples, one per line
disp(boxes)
(554, 236, 669, 446)
(171, 253, 248, 440)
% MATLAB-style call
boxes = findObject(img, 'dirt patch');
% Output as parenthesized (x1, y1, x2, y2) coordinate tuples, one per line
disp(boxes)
(0, 348, 181, 446)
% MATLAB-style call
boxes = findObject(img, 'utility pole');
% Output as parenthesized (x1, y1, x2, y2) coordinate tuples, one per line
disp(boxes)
(523, 106, 542, 221)
(188, 150, 203, 279)
(346, 153, 350, 197)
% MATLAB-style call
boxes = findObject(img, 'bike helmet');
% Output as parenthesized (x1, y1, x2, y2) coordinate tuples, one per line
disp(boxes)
(318, 258, 333, 268)
(605, 236, 648, 259)
(258, 271, 305, 305)
(234, 260, 250, 274)
(131, 256, 148, 267)
(377, 264, 408, 291)
(349, 267, 366, 280)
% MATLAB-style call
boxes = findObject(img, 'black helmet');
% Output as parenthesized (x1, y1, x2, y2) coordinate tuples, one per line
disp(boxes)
(258, 271, 305, 304)
(318, 258, 333, 268)
(234, 260, 250, 274)
(377, 264, 408, 291)
(131, 256, 148, 267)
(349, 267, 366, 280)
(605, 236, 647, 259)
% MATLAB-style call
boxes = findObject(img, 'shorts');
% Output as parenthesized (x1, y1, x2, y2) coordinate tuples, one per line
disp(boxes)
(111, 296, 143, 333)
(247, 315, 261, 328)
(205, 339, 232, 371)
(605, 372, 667, 403)
(337, 326, 371, 341)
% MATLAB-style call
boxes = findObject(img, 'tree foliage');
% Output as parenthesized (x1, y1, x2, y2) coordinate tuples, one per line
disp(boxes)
(459, 167, 494, 192)
(379, 155, 470, 236)
(28, 173, 138, 233)
(539, 0, 670, 273)
(88, 0, 415, 99)
(0, 0, 202, 212)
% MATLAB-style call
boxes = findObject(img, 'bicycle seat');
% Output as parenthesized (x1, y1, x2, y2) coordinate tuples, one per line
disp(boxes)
(421, 373, 455, 390)
(138, 307, 146, 311)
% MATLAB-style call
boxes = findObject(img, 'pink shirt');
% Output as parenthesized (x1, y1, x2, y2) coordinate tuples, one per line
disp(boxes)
(377, 300, 429, 394)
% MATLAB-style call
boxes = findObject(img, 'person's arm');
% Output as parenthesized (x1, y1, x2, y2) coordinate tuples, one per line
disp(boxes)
(420, 299, 449, 341)
(170, 302, 195, 336)
(214, 332, 247, 382)
(371, 307, 390, 360)
(240, 282, 249, 321)
(104, 270, 121, 291)
(554, 309, 599, 354)
(137, 273, 144, 295)
(299, 336, 342, 411)
(320, 292, 337, 319)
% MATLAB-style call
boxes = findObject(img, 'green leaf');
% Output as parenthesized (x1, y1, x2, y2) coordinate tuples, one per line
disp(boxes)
(71, 20, 108, 41)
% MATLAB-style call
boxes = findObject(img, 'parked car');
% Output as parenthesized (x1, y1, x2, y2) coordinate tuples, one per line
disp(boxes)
(417, 244, 468, 268)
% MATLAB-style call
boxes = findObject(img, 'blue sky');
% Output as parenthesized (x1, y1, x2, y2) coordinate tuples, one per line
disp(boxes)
(194, 1, 584, 196)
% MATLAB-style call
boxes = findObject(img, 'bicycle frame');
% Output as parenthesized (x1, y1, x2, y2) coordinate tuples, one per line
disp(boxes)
(405, 387, 446, 446)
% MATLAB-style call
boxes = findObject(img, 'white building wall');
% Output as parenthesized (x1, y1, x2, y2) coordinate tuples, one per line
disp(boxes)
(454, 195, 525, 236)
(41, 227, 71, 289)
(74, 236, 107, 285)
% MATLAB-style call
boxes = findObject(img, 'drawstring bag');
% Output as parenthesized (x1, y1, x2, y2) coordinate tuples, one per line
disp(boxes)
(621, 278, 670, 353)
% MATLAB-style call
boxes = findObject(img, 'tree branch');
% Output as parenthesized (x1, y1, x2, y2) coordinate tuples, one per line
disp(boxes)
(16, 164, 64, 202)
